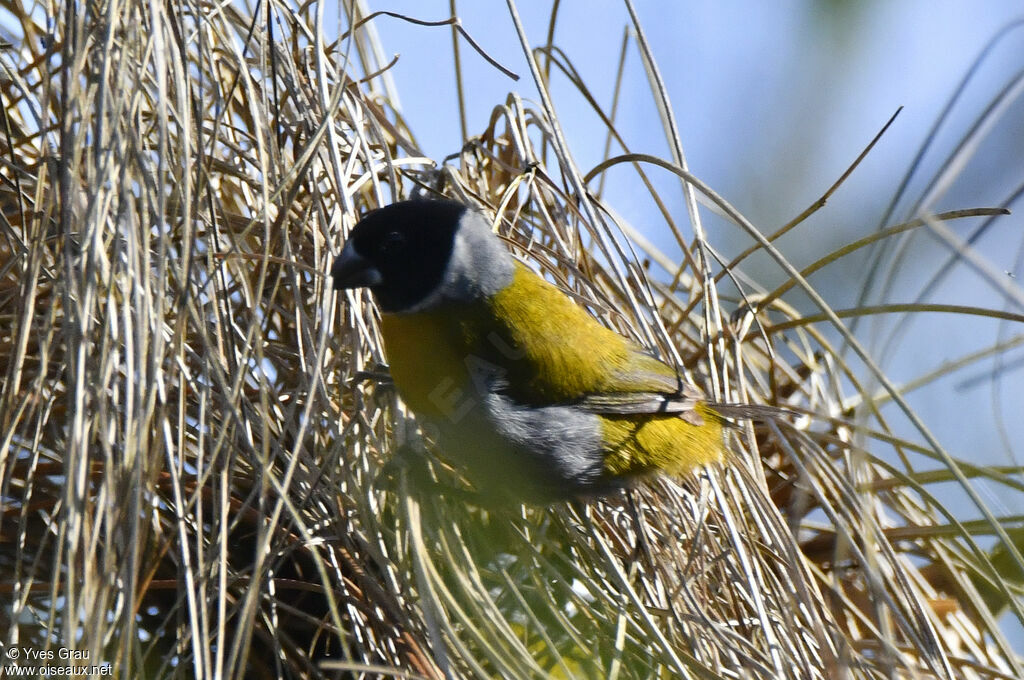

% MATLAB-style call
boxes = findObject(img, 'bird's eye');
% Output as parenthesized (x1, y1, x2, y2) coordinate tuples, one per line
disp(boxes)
(378, 231, 405, 255)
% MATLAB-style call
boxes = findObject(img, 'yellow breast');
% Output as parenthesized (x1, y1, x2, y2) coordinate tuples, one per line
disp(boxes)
(379, 310, 483, 419)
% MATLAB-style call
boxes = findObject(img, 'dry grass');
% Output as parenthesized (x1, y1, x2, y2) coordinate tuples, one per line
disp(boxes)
(1, 1, 1022, 678)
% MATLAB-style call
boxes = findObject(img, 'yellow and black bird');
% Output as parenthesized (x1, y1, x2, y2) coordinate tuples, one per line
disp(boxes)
(332, 199, 723, 502)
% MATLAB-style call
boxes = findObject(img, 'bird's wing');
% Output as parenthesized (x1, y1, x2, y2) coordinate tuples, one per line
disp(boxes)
(486, 263, 707, 420)
(575, 349, 708, 424)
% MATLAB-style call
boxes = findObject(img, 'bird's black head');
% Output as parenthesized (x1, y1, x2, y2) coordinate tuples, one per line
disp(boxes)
(332, 199, 467, 312)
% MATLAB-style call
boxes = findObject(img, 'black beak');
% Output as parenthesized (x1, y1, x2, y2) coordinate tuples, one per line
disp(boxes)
(331, 243, 383, 290)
